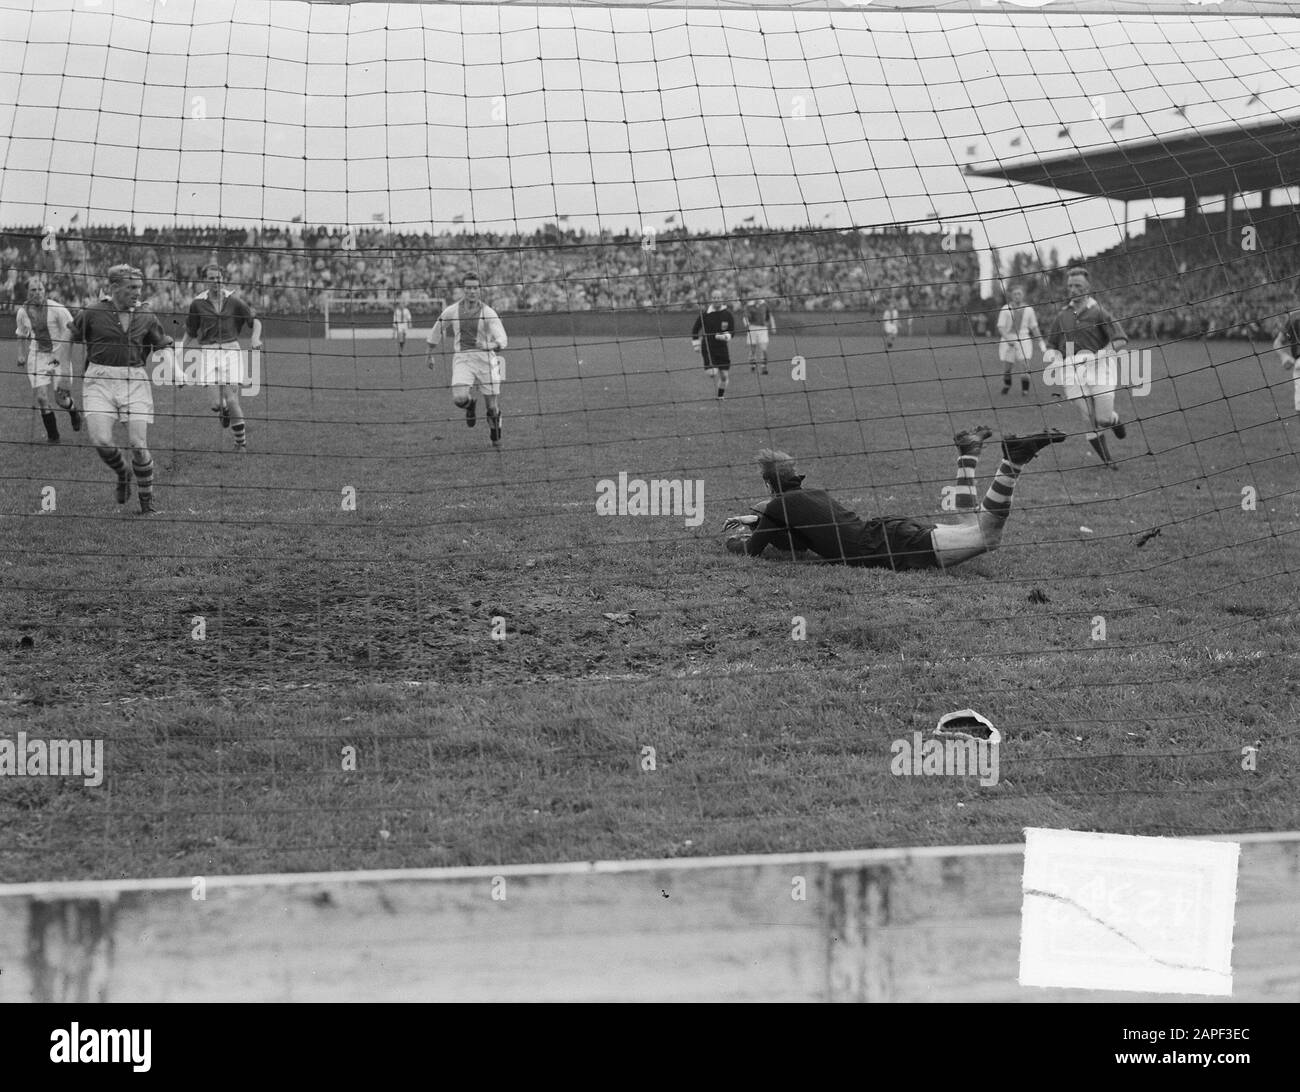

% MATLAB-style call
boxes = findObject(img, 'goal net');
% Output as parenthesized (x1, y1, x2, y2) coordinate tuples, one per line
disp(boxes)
(1, 0, 1298, 882)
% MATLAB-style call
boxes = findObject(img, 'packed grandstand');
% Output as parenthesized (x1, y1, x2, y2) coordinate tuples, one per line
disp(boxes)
(1, 209, 1295, 341)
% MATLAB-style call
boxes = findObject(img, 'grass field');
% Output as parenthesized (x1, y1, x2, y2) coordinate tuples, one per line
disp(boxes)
(2, 328, 1298, 882)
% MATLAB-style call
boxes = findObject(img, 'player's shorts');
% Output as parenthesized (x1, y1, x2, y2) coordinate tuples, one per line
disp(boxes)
(746, 329, 770, 350)
(701, 348, 731, 371)
(26, 349, 69, 390)
(1061, 351, 1119, 400)
(883, 322, 899, 339)
(451, 350, 505, 396)
(850, 517, 939, 570)
(198, 341, 245, 386)
(394, 323, 409, 339)
(998, 340, 1031, 367)
(82, 363, 154, 424)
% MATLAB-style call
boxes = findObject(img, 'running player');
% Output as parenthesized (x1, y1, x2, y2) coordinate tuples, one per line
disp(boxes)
(1043, 267, 1129, 470)
(723, 426, 1066, 570)
(70, 264, 173, 514)
(743, 294, 776, 374)
(14, 277, 80, 443)
(996, 284, 1047, 396)
(882, 299, 901, 351)
(393, 294, 413, 354)
(691, 289, 736, 399)
(180, 264, 262, 452)
(428, 274, 508, 449)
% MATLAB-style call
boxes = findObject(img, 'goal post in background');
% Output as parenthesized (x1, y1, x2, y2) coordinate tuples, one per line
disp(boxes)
(0, 0, 1297, 894)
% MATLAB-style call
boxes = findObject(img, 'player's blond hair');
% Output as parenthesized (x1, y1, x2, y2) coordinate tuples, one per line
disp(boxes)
(757, 448, 802, 492)
(1066, 266, 1090, 282)
(107, 264, 143, 286)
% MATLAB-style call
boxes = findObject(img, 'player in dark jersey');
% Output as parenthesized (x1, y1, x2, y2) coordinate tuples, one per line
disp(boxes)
(724, 426, 1065, 570)
(182, 265, 262, 452)
(70, 264, 173, 515)
(691, 289, 736, 399)
(1043, 267, 1129, 469)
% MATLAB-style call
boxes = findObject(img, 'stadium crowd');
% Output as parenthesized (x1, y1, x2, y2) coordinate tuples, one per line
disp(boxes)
(1006, 209, 1300, 340)
(0, 222, 978, 320)
(2, 211, 1296, 340)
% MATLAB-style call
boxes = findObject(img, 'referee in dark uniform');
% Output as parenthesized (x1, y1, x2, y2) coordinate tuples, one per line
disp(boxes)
(691, 289, 736, 399)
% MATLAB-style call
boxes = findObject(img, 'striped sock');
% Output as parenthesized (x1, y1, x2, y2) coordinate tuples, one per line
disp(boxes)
(132, 453, 155, 501)
(980, 459, 1022, 521)
(98, 447, 127, 477)
(232, 422, 247, 447)
(952, 455, 978, 511)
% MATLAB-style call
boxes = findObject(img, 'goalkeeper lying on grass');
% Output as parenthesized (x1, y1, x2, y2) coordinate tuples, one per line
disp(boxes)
(723, 426, 1064, 570)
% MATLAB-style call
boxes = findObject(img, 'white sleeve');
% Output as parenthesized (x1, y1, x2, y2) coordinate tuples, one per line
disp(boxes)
(996, 308, 1011, 337)
(428, 312, 444, 345)
(15, 308, 30, 338)
(488, 309, 507, 350)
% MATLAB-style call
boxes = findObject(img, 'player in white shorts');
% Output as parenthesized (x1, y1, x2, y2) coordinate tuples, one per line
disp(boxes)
(428, 273, 508, 449)
(70, 264, 174, 514)
(743, 295, 776, 374)
(394, 296, 413, 354)
(181, 265, 262, 451)
(14, 277, 80, 443)
(1043, 267, 1130, 470)
(882, 302, 900, 350)
(996, 284, 1047, 396)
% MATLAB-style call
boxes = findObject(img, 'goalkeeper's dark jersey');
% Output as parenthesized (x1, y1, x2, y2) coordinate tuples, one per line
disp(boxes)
(746, 487, 938, 569)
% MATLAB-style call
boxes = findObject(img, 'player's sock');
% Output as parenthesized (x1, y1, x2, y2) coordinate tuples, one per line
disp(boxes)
(99, 447, 130, 502)
(1001, 371, 1011, 394)
(132, 453, 155, 506)
(1111, 417, 1127, 440)
(980, 460, 1023, 522)
(487, 409, 502, 447)
(952, 455, 979, 511)
(68, 404, 82, 430)
(232, 421, 247, 448)
(41, 411, 60, 442)
(464, 399, 477, 427)
(1021, 376, 1030, 395)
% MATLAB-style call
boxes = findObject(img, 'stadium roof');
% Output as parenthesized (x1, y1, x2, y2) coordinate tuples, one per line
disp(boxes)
(965, 117, 1300, 203)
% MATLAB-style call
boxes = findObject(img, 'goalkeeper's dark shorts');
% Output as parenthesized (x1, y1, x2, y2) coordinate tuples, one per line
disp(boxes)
(846, 517, 940, 570)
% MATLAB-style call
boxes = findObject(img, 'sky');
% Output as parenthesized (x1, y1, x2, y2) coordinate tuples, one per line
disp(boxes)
(0, 0, 1298, 267)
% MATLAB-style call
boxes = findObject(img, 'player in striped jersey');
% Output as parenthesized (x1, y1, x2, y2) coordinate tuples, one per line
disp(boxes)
(1273, 298, 1300, 373)
(393, 295, 413, 355)
(181, 265, 262, 452)
(743, 295, 775, 374)
(428, 274, 508, 449)
(14, 277, 80, 442)
(1043, 267, 1129, 470)
(881, 300, 901, 351)
(996, 284, 1047, 396)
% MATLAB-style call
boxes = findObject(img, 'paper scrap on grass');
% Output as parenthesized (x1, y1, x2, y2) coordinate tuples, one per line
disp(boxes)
(1019, 828, 1239, 995)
